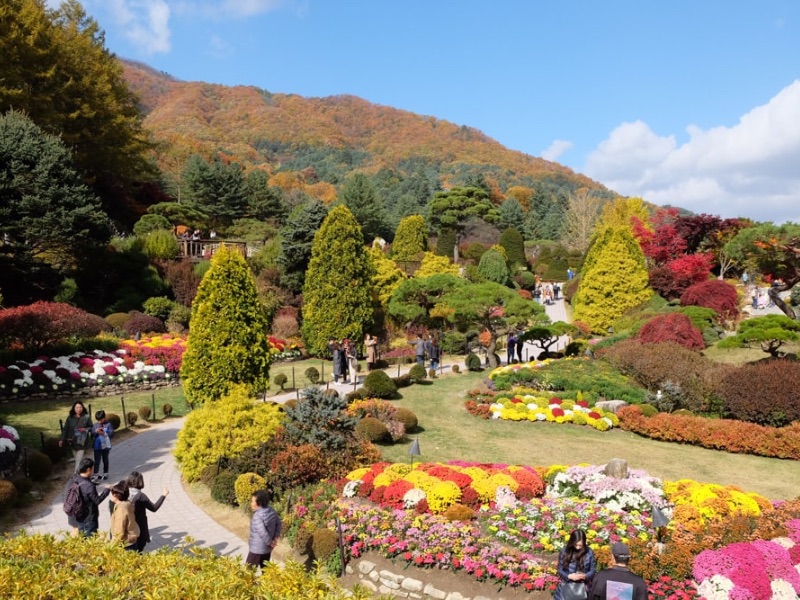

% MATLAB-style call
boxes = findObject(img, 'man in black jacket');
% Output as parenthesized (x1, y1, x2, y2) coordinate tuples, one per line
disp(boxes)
(65, 457, 110, 537)
(590, 542, 648, 600)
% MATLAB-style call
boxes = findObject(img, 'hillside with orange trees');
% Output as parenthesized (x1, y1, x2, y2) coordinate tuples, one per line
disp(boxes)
(123, 60, 607, 197)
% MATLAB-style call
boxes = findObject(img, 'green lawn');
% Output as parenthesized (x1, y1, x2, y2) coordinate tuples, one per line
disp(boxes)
(380, 370, 800, 501)
(0, 386, 190, 449)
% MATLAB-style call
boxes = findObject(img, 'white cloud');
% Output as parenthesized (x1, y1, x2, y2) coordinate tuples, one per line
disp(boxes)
(540, 139, 574, 162)
(108, 0, 171, 55)
(584, 80, 800, 224)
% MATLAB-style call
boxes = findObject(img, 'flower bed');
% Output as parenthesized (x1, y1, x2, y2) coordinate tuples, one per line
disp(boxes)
(0, 424, 21, 474)
(618, 405, 800, 460)
(483, 393, 620, 431)
(548, 464, 667, 512)
(664, 479, 773, 530)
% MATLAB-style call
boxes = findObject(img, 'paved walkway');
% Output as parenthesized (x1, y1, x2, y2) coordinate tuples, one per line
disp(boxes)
(24, 418, 249, 559)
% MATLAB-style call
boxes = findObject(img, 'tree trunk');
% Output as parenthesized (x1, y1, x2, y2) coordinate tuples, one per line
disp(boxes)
(486, 335, 498, 369)
(768, 284, 797, 320)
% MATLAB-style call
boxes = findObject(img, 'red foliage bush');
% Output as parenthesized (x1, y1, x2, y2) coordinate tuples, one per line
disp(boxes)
(270, 444, 328, 489)
(618, 405, 800, 459)
(714, 359, 800, 427)
(123, 311, 166, 336)
(157, 260, 200, 306)
(516, 289, 532, 301)
(680, 279, 739, 321)
(271, 313, 299, 339)
(0, 301, 110, 351)
(648, 266, 690, 300)
(637, 313, 705, 350)
(465, 400, 491, 419)
(664, 253, 713, 284)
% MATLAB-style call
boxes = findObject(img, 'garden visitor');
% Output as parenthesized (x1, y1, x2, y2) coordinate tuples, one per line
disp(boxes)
(507, 333, 517, 365)
(426, 336, 441, 371)
(411, 334, 426, 365)
(329, 339, 345, 383)
(589, 542, 647, 600)
(344, 339, 358, 383)
(364, 334, 378, 372)
(554, 283, 561, 300)
(59, 401, 93, 474)
(91, 410, 113, 481)
(554, 529, 597, 600)
(246, 489, 282, 572)
(110, 470, 169, 552)
(516, 331, 524, 362)
(65, 457, 110, 537)
(109, 480, 140, 551)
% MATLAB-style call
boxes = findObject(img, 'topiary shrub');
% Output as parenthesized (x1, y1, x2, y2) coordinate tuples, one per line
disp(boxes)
(174, 384, 284, 482)
(0, 480, 18, 512)
(106, 413, 121, 430)
(362, 370, 397, 399)
(344, 388, 369, 403)
(26, 450, 53, 482)
(392, 374, 413, 388)
(162, 404, 173, 418)
(41, 437, 67, 464)
(680, 279, 739, 321)
(11, 475, 33, 495)
(138, 406, 152, 421)
(310, 528, 339, 561)
(105, 312, 131, 332)
(274, 373, 288, 391)
(451, 364, 460, 374)
(142, 296, 176, 321)
(123, 311, 167, 336)
(270, 444, 328, 490)
(444, 503, 475, 522)
(355, 417, 389, 443)
(126, 412, 138, 427)
(637, 403, 659, 418)
(428, 368, 437, 379)
(637, 313, 705, 350)
(394, 408, 418, 433)
(465, 352, 482, 371)
(304, 367, 320, 385)
(672, 408, 694, 417)
(284, 398, 298, 410)
(234, 472, 267, 509)
(210, 471, 238, 506)
(408, 363, 427, 382)
(323, 388, 339, 399)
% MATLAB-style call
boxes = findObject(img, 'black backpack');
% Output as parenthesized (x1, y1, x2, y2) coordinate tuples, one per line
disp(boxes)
(63, 479, 89, 520)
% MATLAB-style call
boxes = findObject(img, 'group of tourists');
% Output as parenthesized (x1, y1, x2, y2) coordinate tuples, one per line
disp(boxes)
(328, 338, 360, 383)
(409, 334, 441, 370)
(554, 529, 647, 600)
(506, 331, 525, 364)
(536, 282, 560, 305)
(59, 401, 113, 481)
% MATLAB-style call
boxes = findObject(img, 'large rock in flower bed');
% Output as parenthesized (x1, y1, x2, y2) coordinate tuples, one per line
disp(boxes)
(595, 399, 628, 414)
(603, 458, 629, 479)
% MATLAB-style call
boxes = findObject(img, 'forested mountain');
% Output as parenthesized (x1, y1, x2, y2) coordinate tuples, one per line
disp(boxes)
(122, 60, 611, 209)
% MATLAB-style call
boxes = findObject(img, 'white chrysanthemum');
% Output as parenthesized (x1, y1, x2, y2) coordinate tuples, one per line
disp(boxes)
(771, 537, 795, 549)
(342, 480, 361, 498)
(771, 579, 798, 599)
(696, 575, 734, 600)
(0, 438, 16, 453)
(602, 417, 614, 428)
(526, 403, 538, 410)
(491, 411, 501, 419)
(535, 412, 547, 421)
(403, 488, 426, 508)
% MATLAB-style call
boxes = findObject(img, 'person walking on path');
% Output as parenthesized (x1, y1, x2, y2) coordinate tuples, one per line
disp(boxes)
(426, 336, 441, 371)
(411, 334, 426, 365)
(329, 339, 345, 383)
(60, 401, 93, 474)
(246, 489, 281, 572)
(590, 541, 648, 600)
(507, 333, 517, 365)
(91, 410, 113, 481)
(109, 470, 169, 553)
(364, 334, 378, 372)
(65, 457, 110, 537)
(344, 339, 358, 383)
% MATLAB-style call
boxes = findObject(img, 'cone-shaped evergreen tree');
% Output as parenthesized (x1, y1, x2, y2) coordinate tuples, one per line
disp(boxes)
(180, 246, 272, 405)
(572, 226, 652, 332)
(392, 215, 427, 262)
(302, 205, 375, 355)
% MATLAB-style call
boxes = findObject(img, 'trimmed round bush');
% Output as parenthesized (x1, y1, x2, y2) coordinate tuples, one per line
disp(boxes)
(444, 503, 475, 522)
(274, 373, 288, 390)
(394, 408, 418, 433)
(210, 471, 238, 506)
(408, 363, 427, 382)
(283, 398, 299, 410)
(138, 406, 152, 421)
(637, 403, 659, 418)
(637, 313, 705, 350)
(310, 528, 339, 561)
(323, 388, 339, 399)
(0, 480, 18, 511)
(234, 472, 267, 509)
(465, 352, 482, 371)
(162, 404, 173, 418)
(451, 364, 460, 374)
(105, 312, 131, 331)
(392, 374, 413, 388)
(198, 464, 219, 486)
(126, 412, 138, 427)
(716, 359, 800, 427)
(355, 417, 389, 443)
(363, 370, 397, 399)
(41, 437, 67, 464)
(680, 279, 739, 321)
(123, 311, 167, 336)
(304, 367, 320, 384)
(11, 475, 33, 495)
(26, 450, 53, 481)
(106, 413, 122, 430)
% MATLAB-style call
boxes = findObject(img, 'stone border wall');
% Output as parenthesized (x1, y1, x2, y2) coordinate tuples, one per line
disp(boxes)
(0, 379, 181, 404)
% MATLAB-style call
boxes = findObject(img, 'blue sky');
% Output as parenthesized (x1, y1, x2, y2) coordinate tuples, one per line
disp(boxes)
(53, 1, 800, 223)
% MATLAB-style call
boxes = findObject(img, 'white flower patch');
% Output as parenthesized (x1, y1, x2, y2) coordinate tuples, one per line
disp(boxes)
(771, 579, 798, 599)
(2, 425, 20, 440)
(535, 413, 547, 421)
(403, 488, 426, 508)
(342, 480, 361, 498)
(771, 537, 795, 549)
(696, 575, 734, 600)
(526, 403, 538, 410)
(0, 438, 16, 453)
(602, 417, 614, 428)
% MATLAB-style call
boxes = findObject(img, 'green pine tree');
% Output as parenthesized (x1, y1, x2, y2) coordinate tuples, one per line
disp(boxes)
(392, 215, 428, 262)
(499, 227, 526, 269)
(180, 246, 272, 405)
(572, 226, 652, 332)
(301, 205, 375, 355)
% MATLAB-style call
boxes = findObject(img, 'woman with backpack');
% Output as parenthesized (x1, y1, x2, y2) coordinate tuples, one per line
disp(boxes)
(59, 401, 93, 474)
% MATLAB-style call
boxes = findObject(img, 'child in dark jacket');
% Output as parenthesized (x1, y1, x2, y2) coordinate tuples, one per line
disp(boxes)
(92, 410, 113, 481)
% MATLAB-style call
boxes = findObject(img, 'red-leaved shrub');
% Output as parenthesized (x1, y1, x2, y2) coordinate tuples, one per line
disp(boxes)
(0, 302, 110, 351)
(714, 359, 800, 427)
(637, 313, 705, 350)
(680, 279, 739, 321)
(122, 311, 166, 336)
(269, 444, 327, 489)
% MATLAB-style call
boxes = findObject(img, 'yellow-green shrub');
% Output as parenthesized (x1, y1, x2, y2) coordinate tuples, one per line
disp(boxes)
(0, 480, 18, 511)
(310, 528, 338, 561)
(234, 473, 267, 509)
(0, 534, 370, 599)
(175, 384, 284, 482)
